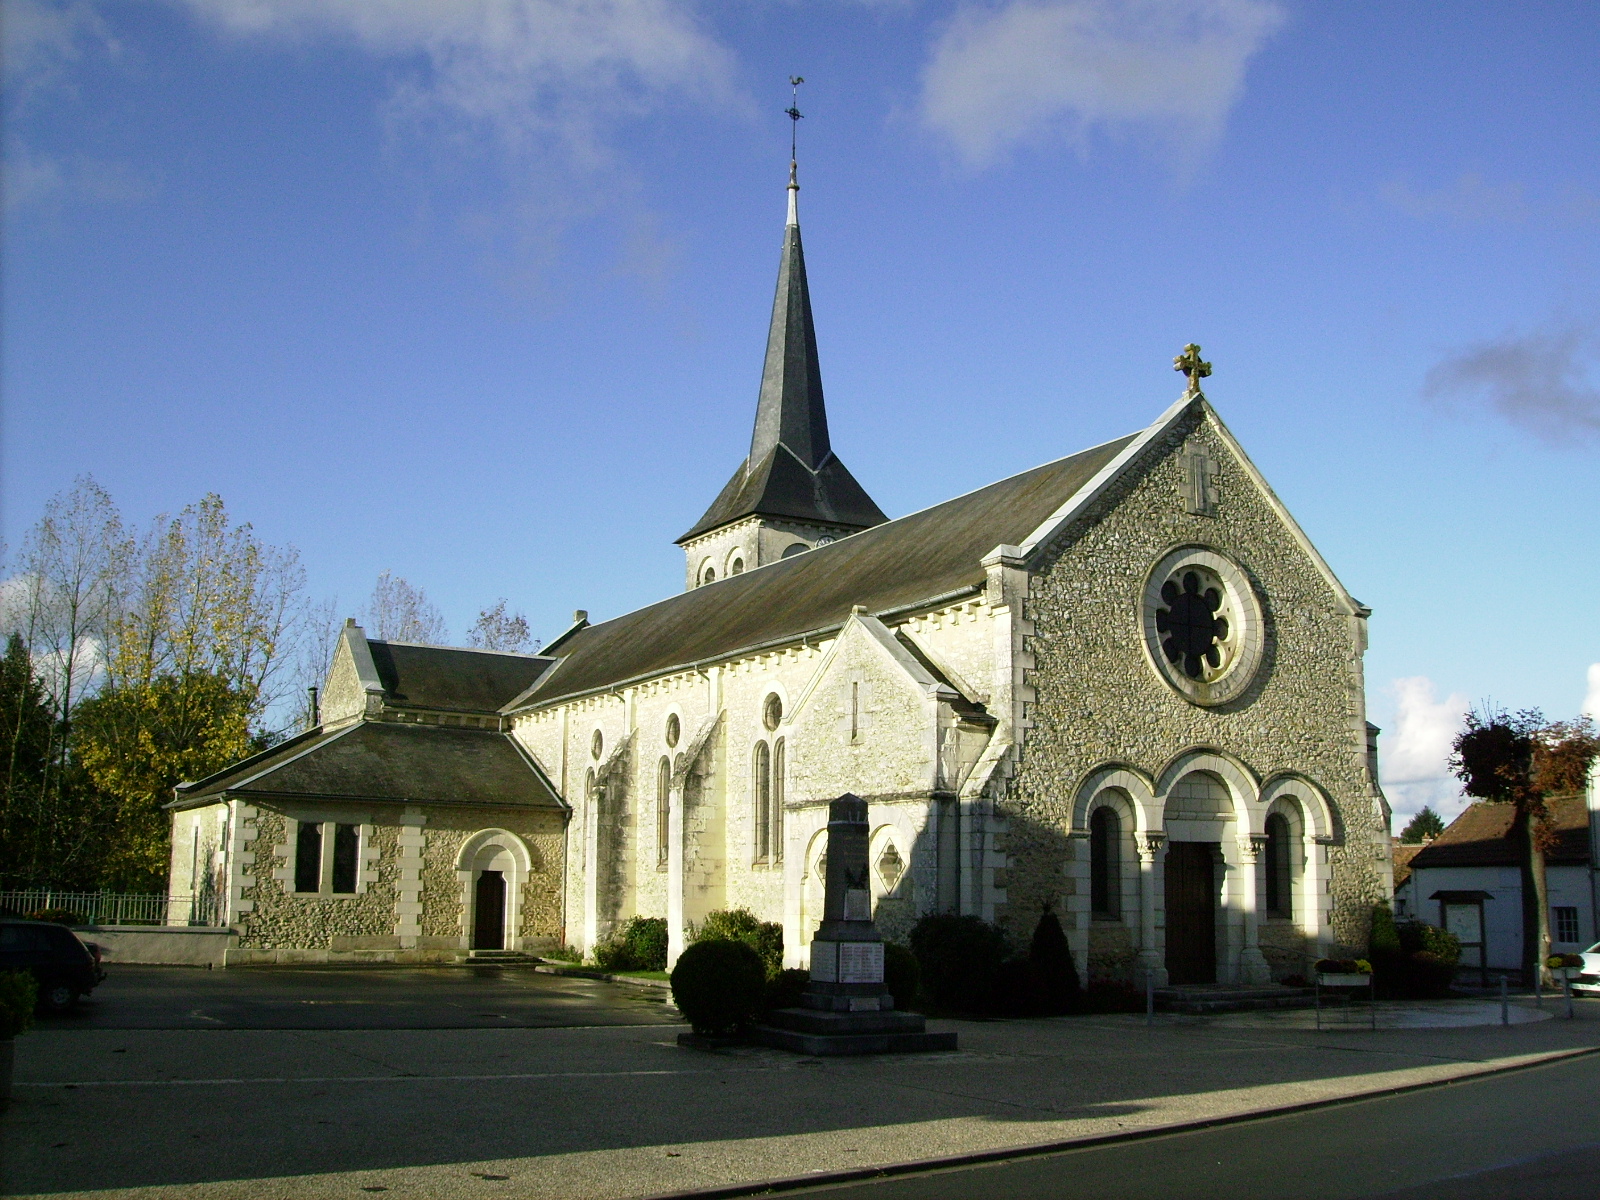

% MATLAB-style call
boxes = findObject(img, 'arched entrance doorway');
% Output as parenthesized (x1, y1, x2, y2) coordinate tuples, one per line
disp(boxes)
(1162, 770, 1233, 985)
(474, 870, 507, 950)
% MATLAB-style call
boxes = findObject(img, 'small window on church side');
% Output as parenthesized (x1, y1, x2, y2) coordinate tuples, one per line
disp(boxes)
(772, 738, 785, 863)
(730, 557, 744, 575)
(295, 821, 322, 894)
(1090, 807, 1120, 918)
(702, 565, 716, 585)
(591, 729, 604, 760)
(331, 824, 360, 894)
(763, 693, 782, 731)
(1264, 813, 1292, 918)
(657, 756, 671, 868)
(753, 741, 772, 863)
(665, 712, 680, 748)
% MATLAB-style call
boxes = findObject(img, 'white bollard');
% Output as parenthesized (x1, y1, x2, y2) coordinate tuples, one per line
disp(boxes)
(1500, 974, 1509, 1026)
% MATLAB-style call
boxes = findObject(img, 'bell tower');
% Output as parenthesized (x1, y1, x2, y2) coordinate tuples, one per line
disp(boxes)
(677, 152, 886, 589)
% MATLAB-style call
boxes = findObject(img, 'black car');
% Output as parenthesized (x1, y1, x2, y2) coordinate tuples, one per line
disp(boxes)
(0, 918, 105, 1012)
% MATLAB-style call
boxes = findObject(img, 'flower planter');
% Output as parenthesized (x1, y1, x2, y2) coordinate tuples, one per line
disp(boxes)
(1551, 967, 1582, 982)
(1317, 973, 1372, 988)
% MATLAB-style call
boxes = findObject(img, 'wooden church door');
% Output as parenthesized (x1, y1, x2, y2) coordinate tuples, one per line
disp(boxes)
(1164, 842, 1217, 985)
(473, 870, 507, 950)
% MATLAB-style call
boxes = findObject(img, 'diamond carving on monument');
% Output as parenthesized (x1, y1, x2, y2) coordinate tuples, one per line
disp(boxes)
(753, 794, 956, 1055)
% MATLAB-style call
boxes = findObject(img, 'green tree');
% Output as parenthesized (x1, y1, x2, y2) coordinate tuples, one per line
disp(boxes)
(1451, 709, 1600, 985)
(1398, 806, 1445, 843)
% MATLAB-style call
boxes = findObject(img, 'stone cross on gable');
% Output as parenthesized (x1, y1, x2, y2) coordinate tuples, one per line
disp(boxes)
(1173, 343, 1212, 396)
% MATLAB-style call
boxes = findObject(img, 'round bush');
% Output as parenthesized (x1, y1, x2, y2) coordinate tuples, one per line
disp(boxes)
(883, 942, 920, 1011)
(670, 939, 766, 1035)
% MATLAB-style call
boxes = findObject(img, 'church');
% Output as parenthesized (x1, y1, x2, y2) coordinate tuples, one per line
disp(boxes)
(167, 160, 1393, 986)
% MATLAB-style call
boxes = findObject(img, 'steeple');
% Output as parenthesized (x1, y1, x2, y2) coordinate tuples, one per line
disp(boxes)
(677, 139, 887, 587)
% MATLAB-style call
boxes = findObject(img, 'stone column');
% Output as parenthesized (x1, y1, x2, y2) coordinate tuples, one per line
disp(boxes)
(1136, 833, 1167, 987)
(581, 775, 601, 956)
(1237, 835, 1271, 984)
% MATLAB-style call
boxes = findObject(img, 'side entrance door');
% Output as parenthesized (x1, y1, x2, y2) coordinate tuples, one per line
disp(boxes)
(473, 870, 507, 950)
(1165, 842, 1217, 985)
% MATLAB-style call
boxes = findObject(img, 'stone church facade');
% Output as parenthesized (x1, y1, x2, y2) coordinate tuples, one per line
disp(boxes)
(170, 164, 1392, 982)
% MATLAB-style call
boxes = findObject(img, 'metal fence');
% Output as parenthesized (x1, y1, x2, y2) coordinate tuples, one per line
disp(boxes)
(0, 890, 224, 927)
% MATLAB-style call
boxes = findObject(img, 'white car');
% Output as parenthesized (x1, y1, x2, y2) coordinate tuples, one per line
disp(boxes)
(1571, 941, 1600, 995)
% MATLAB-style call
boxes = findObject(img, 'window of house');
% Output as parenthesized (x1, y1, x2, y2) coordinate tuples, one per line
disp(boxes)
(763, 693, 782, 731)
(1553, 906, 1581, 945)
(730, 557, 744, 575)
(1264, 813, 1292, 918)
(665, 712, 680, 748)
(332, 824, 359, 894)
(591, 729, 603, 760)
(1089, 807, 1120, 918)
(753, 741, 772, 863)
(657, 756, 671, 868)
(702, 566, 716, 585)
(772, 737, 785, 863)
(295, 821, 323, 893)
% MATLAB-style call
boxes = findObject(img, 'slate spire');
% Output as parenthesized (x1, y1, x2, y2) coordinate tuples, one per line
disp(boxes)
(678, 161, 887, 546)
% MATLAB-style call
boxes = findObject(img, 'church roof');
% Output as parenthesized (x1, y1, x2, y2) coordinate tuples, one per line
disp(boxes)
(516, 432, 1137, 708)
(365, 640, 555, 714)
(678, 171, 887, 543)
(1408, 796, 1590, 870)
(171, 720, 565, 810)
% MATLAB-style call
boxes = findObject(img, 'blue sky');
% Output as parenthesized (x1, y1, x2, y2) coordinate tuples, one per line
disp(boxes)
(4, 1, 1599, 822)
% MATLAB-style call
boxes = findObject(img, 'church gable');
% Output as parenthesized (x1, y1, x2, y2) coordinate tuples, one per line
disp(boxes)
(785, 612, 944, 807)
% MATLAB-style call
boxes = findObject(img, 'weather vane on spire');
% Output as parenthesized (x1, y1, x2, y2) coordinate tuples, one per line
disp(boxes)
(786, 76, 805, 163)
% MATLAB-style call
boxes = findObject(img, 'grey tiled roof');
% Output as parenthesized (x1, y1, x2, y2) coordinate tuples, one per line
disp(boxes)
(172, 721, 564, 810)
(365, 641, 555, 714)
(520, 433, 1138, 707)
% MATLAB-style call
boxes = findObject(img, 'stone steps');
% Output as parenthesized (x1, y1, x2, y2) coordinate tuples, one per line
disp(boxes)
(1155, 985, 1317, 1014)
(455, 950, 541, 964)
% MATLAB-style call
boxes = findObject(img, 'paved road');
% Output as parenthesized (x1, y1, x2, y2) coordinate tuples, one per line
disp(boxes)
(36, 962, 679, 1029)
(792, 1051, 1600, 1200)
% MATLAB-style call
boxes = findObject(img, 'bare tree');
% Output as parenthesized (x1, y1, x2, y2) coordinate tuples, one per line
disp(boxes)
(467, 599, 536, 653)
(362, 571, 448, 644)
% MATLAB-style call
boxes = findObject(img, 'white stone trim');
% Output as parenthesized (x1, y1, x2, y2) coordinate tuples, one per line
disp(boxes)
(454, 828, 534, 951)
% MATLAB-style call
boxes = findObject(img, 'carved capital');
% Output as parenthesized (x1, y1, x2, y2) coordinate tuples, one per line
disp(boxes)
(1135, 832, 1166, 860)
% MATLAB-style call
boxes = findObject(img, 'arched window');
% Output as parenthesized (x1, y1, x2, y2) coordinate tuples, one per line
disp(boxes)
(1089, 806, 1120, 918)
(772, 738, 785, 863)
(656, 756, 671, 868)
(753, 741, 772, 863)
(702, 565, 716, 585)
(1264, 813, 1292, 918)
(730, 557, 744, 575)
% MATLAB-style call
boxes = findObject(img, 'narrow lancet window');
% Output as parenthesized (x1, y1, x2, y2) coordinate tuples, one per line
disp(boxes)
(295, 821, 322, 894)
(753, 741, 772, 862)
(1264, 813, 1292, 918)
(1089, 807, 1120, 918)
(331, 824, 359, 894)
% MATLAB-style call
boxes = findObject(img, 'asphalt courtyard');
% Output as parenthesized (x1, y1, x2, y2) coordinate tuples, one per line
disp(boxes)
(5, 965, 1599, 1200)
(21, 962, 681, 1030)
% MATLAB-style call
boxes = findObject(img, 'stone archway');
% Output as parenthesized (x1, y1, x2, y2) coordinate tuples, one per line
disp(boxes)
(1161, 770, 1233, 986)
(455, 830, 532, 953)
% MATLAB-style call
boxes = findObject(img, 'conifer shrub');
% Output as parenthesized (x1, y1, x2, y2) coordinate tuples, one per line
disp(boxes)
(1022, 909, 1081, 1015)
(692, 909, 783, 978)
(883, 942, 920, 1011)
(0, 972, 36, 1040)
(908, 913, 1007, 1014)
(670, 939, 766, 1035)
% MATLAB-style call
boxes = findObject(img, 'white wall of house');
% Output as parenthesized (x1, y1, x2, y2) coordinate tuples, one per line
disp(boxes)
(1407, 864, 1594, 976)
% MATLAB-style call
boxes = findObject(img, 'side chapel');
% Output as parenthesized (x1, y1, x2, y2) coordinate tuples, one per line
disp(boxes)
(168, 160, 1393, 985)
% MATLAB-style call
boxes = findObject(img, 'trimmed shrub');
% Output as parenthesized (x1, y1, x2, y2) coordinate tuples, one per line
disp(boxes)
(670, 939, 766, 1035)
(593, 917, 670, 972)
(1373, 920, 1460, 999)
(693, 909, 783, 979)
(1023, 910, 1080, 1016)
(883, 942, 920, 1012)
(764, 968, 810, 1013)
(909, 913, 1007, 1014)
(0, 971, 37, 1040)
(1370, 903, 1401, 956)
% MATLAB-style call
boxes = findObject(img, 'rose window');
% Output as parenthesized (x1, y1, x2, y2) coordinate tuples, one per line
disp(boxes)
(1156, 570, 1230, 679)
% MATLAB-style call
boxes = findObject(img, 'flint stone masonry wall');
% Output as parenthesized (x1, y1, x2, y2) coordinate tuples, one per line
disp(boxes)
(240, 812, 397, 949)
(319, 640, 366, 727)
(1004, 407, 1386, 959)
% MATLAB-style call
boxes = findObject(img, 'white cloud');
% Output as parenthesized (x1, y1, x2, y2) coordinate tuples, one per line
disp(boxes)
(1423, 321, 1600, 446)
(1379, 675, 1469, 827)
(1583, 662, 1600, 722)
(169, 0, 738, 281)
(919, 0, 1284, 169)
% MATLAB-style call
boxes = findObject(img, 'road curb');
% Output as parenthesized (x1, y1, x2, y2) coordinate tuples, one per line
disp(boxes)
(532, 965, 672, 990)
(638, 1043, 1600, 1200)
